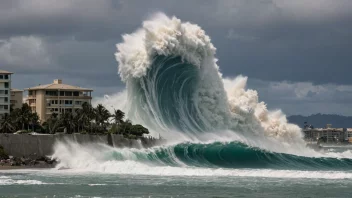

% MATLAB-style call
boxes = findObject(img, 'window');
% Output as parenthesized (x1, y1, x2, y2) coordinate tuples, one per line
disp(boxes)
(46, 91, 58, 96)
(65, 91, 72, 96)
(0, 75, 3, 79)
(4, 105, 8, 110)
(75, 101, 81, 105)
(4, 75, 8, 79)
(29, 90, 33, 96)
(60, 91, 65, 96)
(73, 91, 79, 96)
(4, 82, 9, 88)
(5, 90, 8, 95)
(65, 100, 73, 105)
(4, 97, 8, 102)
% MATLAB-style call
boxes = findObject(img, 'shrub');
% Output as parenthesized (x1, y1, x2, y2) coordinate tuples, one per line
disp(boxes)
(0, 145, 9, 160)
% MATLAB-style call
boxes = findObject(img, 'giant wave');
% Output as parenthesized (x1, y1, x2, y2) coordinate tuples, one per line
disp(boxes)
(53, 13, 352, 174)
(115, 13, 303, 144)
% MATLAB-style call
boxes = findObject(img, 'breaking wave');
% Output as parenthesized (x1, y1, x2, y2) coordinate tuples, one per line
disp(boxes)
(53, 141, 352, 171)
(115, 12, 303, 144)
(56, 13, 352, 174)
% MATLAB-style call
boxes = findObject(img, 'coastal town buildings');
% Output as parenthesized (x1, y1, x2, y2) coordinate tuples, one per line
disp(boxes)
(10, 89, 23, 109)
(303, 124, 352, 143)
(25, 79, 93, 123)
(0, 70, 13, 119)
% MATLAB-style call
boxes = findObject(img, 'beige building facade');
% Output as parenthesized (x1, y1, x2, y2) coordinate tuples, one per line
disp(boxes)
(10, 89, 23, 109)
(0, 70, 13, 118)
(26, 79, 93, 123)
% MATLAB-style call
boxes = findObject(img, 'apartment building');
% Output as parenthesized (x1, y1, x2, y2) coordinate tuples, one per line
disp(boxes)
(0, 70, 13, 119)
(10, 89, 23, 109)
(26, 79, 93, 122)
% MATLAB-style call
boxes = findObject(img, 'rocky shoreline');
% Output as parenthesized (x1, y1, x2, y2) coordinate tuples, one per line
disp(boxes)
(0, 156, 57, 169)
(0, 134, 165, 170)
(1, 144, 57, 169)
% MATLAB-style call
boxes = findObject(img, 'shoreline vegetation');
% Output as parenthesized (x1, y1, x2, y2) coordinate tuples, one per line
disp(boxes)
(0, 102, 151, 139)
(0, 103, 158, 169)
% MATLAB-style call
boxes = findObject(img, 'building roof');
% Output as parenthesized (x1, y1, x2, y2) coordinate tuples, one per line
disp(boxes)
(0, 70, 13, 74)
(11, 88, 23, 92)
(25, 79, 93, 91)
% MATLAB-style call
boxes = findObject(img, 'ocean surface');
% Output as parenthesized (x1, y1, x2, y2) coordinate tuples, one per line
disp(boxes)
(1, 168, 352, 198)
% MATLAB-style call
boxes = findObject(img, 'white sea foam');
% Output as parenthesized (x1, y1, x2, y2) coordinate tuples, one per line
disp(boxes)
(88, 184, 108, 186)
(1, 164, 351, 180)
(50, 140, 352, 179)
(0, 178, 46, 185)
(51, 144, 352, 179)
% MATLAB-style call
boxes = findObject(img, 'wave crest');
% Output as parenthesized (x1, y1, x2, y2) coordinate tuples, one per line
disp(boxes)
(114, 13, 303, 146)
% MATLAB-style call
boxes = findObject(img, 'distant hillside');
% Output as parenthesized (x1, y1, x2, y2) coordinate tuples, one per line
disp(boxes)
(287, 114, 352, 128)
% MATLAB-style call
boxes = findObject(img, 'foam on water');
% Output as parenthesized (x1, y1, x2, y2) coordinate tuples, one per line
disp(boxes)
(51, 155, 352, 179)
(0, 177, 46, 185)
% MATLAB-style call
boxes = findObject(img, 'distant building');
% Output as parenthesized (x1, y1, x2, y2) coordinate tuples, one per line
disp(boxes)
(10, 89, 23, 109)
(25, 79, 93, 123)
(0, 70, 13, 119)
(347, 128, 352, 143)
(303, 123, 348, 143)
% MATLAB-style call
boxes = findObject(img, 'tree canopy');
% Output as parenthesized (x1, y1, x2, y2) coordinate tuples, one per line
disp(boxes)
(0, 103, 149, 139)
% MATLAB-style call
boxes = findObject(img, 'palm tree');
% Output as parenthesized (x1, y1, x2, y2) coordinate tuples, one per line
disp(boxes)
(29, 112, 39, 132)
(43, 114, 62, 134)
(16, 104, 32, 130)
(0, 114, 15, 133)
(80, 102, 95, 133)
(74, 109, 83, 133)
(60, 111, 76, 134)
(94, 104, 110, 130)
(9, 108, 21, 131)
(112, 109, 125, 125)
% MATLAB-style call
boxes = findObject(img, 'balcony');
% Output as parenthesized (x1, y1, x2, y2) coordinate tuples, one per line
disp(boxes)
(45, 95, 92, 99)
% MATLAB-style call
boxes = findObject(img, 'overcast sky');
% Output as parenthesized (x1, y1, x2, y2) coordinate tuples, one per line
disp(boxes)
(1, 0, 352, 116)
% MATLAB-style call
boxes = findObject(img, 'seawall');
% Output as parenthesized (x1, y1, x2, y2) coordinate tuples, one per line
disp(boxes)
(0, 134, 163, 158)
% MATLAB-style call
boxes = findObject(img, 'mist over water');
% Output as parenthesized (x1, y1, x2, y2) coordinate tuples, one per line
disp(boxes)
(54, 13, 352, 175)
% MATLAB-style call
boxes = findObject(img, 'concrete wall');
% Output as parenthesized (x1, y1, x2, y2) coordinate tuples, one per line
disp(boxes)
(0, 134, 163, 158)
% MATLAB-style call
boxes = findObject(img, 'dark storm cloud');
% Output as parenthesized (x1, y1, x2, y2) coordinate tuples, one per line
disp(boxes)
(1, 0, 352, 114)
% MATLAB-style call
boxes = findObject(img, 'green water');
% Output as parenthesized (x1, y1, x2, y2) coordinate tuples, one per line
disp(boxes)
(1, 169, 352, 198)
